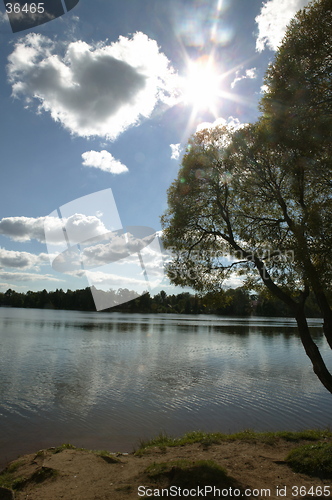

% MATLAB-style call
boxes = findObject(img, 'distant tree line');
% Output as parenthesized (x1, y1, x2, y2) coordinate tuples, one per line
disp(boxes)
(0, 286, 321, 317)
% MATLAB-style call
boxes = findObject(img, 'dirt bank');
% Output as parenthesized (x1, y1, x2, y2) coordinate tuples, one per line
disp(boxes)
(1, 435, 331, 499)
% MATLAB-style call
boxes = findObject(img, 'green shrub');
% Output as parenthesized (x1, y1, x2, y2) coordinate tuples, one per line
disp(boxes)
(286, 442, 332, 478)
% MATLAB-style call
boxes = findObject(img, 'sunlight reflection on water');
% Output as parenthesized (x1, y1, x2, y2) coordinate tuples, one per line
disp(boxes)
(0, 308, 331, 466)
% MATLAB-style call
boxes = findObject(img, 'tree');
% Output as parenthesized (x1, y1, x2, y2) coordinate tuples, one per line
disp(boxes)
(259, 0, 332, 354)
(261, 0, 332, 154)
(161, 120, 332, 392)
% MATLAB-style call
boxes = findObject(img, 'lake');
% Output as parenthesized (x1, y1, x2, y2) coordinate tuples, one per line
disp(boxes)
(0, 307, 331, 467)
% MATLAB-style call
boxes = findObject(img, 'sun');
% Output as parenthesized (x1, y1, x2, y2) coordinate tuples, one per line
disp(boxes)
(181, 56, 222, 114)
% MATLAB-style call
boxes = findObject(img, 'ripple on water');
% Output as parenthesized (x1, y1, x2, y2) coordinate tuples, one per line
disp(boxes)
(0, 308, 331, 464)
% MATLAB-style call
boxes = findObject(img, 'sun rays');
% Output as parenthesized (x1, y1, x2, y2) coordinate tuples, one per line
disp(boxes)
(181, 55, 222, 116)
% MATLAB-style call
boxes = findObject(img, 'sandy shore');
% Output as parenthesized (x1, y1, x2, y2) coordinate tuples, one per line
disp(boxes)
(0, 436, 331, 499)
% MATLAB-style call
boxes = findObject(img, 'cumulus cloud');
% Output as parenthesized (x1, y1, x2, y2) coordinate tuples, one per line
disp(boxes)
(196, 116, 246, 133)
(0, 248, 55, 270)
(231, 68, 257, 88)
(7, 32, 179, 140)
(0, 216, 53, 242)
(52, 227, 164, 309)
(80, 230, 158, 268)
(0, 248, 38, 269)
(53, 214, 108, 246)
(0, 214, 108, 244)
(82, 150, 128, 174)
(50, 228, 161, 272)
(170, 143, 181, 160)
(255, 0, 310, 52)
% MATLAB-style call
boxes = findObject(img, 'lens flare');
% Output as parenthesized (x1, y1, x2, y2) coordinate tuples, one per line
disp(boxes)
(181, 56, 222, 114)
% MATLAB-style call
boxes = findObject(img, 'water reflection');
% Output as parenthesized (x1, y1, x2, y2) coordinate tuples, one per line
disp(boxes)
(0, 308, 331, 468)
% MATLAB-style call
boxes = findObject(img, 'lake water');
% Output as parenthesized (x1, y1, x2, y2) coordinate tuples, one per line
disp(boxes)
(0, 307, 332, 467)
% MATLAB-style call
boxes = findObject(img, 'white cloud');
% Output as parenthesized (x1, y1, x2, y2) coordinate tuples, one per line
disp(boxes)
(82, 150, 128, 174)
(255, 0, 310, 52)
(231, 68, 257, 88)
(0, 248, 56, 270)
(170, 143, 181, 160)
(244, 68, 257, 79)
(80, 231, 159, 268)
(0, 216, 55, 242)
(0, 248, 38, 269)
(0, 214, 108, 244)
(0, 271, 62, 282)
(57, 214, 108, 245)
(85, 270, 147, 287)
(7, 32, 179, 140)
(196, 116, 246, 133)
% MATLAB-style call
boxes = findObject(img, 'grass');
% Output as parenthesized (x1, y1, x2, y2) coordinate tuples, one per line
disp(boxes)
(5, 460, 24, 474)
(0, 461, 59, 491)
(1, 430, 331, 492)
(52, 443, 120, 462)
(0, 471, 22, 490)
(29, 466, 59, 484)
(135, 429, 332, 455)
(0, 460, 26, 490)
(286, 442, 332, 478)
(53, 443, 78, 453)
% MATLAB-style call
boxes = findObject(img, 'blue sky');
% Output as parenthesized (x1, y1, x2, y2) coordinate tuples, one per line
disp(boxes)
(0, 0, 310, 303)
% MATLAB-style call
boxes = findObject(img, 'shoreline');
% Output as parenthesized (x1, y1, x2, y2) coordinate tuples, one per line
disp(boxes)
(1, 430, 331, 499)
(1, 426, 329, 471)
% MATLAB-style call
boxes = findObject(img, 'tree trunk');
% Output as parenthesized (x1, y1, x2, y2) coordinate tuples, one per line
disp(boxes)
(313, 290, 332, 350)
(295, 307, 332, 394)
(253, 254, 332, 394)
(292, 231, 332, 349)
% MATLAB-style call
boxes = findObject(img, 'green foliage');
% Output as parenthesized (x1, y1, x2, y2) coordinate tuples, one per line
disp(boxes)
(136, 429, 332, 454)
(5, 460, 24, 474)
(286, 442, 332, 478)
(51, 443, 120, 463)
(0, 287, 96, 311)
(259, 0, 332, 291)
(0, 460, 26, 490)
(261, 0, 332, 152)
(0, 463, 58, 492)
(0, 473, 26, 490)
(0, 472, 18, 490)
(53, 443, 77, 453)
(162, 119, 332, 298)
(1, 285, 308, 316)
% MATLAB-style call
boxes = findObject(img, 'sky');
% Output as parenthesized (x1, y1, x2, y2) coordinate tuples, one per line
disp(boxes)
(0, 0, 310, 306)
